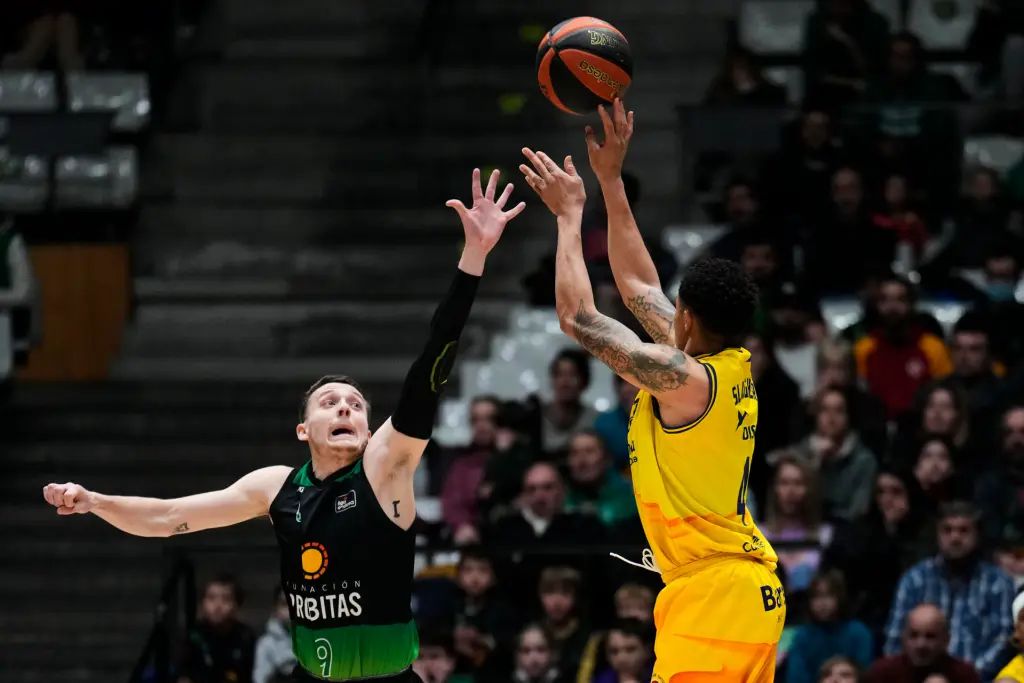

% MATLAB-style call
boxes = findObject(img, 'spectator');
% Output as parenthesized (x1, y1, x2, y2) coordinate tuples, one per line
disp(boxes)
(884, 502, 1014, 678)
(975, 406, 1024, 546)
(252, 588, 295, 683)
(0, 219, 35, 390)
(509, 624, 562, 683)
(741, 234, 788, 326)
(802, 0, 891, 109)
(973, 247, 1024, 367)
(592, 619, 655, 683)
(994, 591, 1024, 681)
(442, 396, 503, 544)
(769, 285, 826, 400)
(447, 547, 519, 677)
(480, 399, 535, 518)
(825, 469, 932, 640)
(948, 311, 1005, 432)
(563, 430, 635, 526)
(485, 462, 605, 604)
(933, 167, 1015, 272)
(612, 584, 655, 623)
(812, 339, 888, 454)
(532, 350, 597, 457)
(764, 108, 845, 225)
(995, 529, 1024, 589)
(870, 172, 928, 266)
(762, 453, 833, 595)
(704, 46, 787, 105)
(2, 4, 84, 71)
(786, 570, 873, 683)
(412, 627, 469, 683)
(868, 604, 981, 683)
(745, 332, 803, 507)
(820, 656, 862, 682)
(803, 167, 896, 294)
(537, 567, 590, 679)
(911, 438, 967, 520)
(176, 575, 255, 683)
(788, 387, 879, 522)
(893, 383, 975, 470)
(854, 275, 952, 418)
(593, 375, 639, 471)
(709, 178, 766, 263)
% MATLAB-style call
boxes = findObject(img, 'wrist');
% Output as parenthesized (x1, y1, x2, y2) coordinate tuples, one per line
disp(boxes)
(597, 173, 624, 189)
(458, 245, 488, 276)
(556, 206, 584, 225)
(90, 491, 106, 512)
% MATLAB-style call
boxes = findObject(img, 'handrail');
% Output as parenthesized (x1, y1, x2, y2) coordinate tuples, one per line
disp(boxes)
(128, 553, 197, 683)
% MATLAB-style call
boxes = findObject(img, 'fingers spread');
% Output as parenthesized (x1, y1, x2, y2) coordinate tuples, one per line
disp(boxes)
(564, 155, 578, 176)
(584, 125, 600, 152)
(613, 97, 627, 130)
(597, 104, 614, 138)
(484, 168, 500, 201)
(505, 201, 527, 220)
(536, 151, 562, 179)
(471, 168, 483, 201)
(496, 182, 514, 209)
(521, 148, 552, 180)
(445, 199, 470, 221)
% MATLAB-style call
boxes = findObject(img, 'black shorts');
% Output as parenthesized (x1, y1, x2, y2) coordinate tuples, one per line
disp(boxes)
(291, 667, 423, 683)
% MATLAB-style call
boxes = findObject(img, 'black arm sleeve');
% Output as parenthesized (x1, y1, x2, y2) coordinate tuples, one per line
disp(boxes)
(391, 268, 480, 439)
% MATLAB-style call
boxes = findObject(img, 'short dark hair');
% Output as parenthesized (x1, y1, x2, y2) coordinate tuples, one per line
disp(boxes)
(938, 500, 980, 526)
(608, 618, 656, 646)
(550, 348, 592, 389)
(205, 573, 244, 607)
(457, 545, 494, 570)
(809, 569, 849, 619)
(417, 624, 455, 655)
(299, 375, 369, 422)
(470, 395, 501, 413)
(677, 258, 759, 340)
(953, 310, 991, 338)
(538, 566, 581, 596)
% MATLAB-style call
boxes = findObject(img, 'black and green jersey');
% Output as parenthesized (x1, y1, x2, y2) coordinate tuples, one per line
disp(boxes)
(269, 459, 418, 680)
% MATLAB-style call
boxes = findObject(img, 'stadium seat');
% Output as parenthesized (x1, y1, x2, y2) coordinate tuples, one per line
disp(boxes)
(963, 135, 1024, 175)
(764, 67, 804, 104)
(55, 147, 139, 208)
(739, 0, 815, 54)
(931, 62, 980, 97)
(870, 0, 904, 31)
(908, 0, 979, 50)
(66, 73, 151, 133)
(0, 148, 48, 212)
(0, 72, 58, 112)
(662, 224, 727, 268)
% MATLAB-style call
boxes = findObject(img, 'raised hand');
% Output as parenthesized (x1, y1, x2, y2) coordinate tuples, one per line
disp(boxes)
(519, 148, 586, 218)
(42, 482, 95, 515)
(585, 97, 634, 184)
(446, 168, 526, 256)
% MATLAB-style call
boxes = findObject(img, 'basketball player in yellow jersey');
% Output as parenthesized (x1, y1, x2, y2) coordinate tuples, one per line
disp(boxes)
(519, 100, 785, 682)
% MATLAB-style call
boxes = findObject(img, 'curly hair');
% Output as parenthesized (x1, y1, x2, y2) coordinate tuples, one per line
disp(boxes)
(677, 257, 759, 340)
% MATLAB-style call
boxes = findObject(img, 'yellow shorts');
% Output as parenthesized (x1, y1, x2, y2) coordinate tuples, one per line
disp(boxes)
(651, 557, 786, 683)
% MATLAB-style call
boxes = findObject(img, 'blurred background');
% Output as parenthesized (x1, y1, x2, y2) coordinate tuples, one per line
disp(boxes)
(3, 0, 1024, 682)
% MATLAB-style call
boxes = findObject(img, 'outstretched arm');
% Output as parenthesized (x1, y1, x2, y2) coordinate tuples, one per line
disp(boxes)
(364, 169, 525, 481)
(586, 99, 675, 344)
(41, 465, 291, 537)
(519, 149, 705, 405)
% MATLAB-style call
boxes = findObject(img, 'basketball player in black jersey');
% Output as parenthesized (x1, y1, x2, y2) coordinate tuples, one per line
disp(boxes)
(42, 168, 525, 683)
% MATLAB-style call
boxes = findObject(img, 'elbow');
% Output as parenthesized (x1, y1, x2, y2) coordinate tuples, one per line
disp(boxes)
(557, 313, 576, 338)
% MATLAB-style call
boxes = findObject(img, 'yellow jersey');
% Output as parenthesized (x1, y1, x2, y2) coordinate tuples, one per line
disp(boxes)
(998, 654, 1024, 682)
(626, 347, 777, 583)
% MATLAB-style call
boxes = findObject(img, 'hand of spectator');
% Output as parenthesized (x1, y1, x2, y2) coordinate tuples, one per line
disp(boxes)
(453, 523, 481, 545)
(42, 482, 96, 515)
(519, 149, 586, 218)
(585, 98, 634, 184)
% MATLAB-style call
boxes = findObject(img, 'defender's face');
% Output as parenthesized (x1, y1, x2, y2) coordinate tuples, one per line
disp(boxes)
(298, 382, 371, 456)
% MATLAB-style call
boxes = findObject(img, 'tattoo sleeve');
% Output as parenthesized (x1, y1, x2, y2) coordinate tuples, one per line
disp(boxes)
(624, 287, 676, 344)
(572, 300, 689, 393)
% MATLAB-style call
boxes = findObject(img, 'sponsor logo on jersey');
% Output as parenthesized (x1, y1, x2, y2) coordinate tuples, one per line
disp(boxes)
(742, 535, 765, 553)
(735, 410, 748, 430)
(761, 584, 786, 612)
(301, 541, 329, 580)
(731, 378, 757, 405)
(285, 580, 363, 623)
(335, 490, 357, 513)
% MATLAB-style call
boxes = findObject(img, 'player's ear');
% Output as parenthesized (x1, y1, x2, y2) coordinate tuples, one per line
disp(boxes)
(296, 422, 309, 442)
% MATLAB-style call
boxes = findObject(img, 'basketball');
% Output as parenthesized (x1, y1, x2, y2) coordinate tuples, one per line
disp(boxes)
(536, 17, 633, 116)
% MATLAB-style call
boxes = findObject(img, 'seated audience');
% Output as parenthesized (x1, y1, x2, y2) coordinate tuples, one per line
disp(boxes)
(531, 350, 597, 457)
(564, 430, 635, 526)
(537, 567, 591, 680)
(948, 311, 1005, 435)
(509, 624, 563, 683)
(176, 575, 255, 683)
(704, 46, 787, 105)
(786, 570, 873, 683)
(592, 619, 655, 683)
(812, 339, 888, 455)
(976, 406, 1024, 547)
(802, 0, 891, 108)
(593, 375, 639, 471)
(412, 627, 468, 683)
(447, 547, 519, 677)
(884, 502, 1014, 678)
(820, 655, 862, 683)
(442, 396, 504, 544)
(253, 588, 295, 683)
(868, 604, 980, 683)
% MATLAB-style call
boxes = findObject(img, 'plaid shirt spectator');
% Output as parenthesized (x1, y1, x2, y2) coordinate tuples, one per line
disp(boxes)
(883, 557, 1014, 677)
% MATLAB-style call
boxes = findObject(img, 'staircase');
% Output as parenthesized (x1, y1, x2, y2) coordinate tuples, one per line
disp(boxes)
(2, 1, 739, 681)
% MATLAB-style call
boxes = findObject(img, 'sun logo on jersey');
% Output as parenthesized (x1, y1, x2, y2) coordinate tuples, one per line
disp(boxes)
(301, 541, 329, 580)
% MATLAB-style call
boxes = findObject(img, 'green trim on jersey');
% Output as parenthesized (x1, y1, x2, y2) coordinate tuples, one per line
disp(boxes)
(293, 619, 418, 680)
(292, 460, 364, 488)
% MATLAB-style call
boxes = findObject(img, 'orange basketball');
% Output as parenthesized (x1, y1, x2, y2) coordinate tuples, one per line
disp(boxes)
(536, 17, 633, 116)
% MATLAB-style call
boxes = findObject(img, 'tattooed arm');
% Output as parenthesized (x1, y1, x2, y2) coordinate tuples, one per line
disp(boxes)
(41, 466, 290, 537)
(584, 99, 675, 344)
